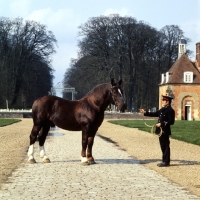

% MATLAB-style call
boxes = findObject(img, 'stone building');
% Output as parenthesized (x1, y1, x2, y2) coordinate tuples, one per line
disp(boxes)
(159, 40, 200, 120)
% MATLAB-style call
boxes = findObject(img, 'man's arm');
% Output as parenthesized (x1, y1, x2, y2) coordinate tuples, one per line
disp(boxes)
(139, 109, 160, 117)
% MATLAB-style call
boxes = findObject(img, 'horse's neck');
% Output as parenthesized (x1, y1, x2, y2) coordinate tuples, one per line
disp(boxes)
(85, 85, 111, 111)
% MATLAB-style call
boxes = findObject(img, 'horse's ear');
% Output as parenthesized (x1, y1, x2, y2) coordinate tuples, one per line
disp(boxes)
(118, 80, 122, 85)
(111, 78, 115, 86)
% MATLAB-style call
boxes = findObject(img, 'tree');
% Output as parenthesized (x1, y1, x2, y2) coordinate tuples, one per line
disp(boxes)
(160, 25, 192, 71)
(64, 15, 191, 111)
(0, 17, 57, 108)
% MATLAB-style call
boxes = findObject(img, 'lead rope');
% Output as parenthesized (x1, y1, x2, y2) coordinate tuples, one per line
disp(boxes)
(143, 116, 163, 137)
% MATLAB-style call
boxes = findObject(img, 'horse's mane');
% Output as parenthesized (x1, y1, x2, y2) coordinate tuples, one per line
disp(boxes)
(84, 83, 110, 97)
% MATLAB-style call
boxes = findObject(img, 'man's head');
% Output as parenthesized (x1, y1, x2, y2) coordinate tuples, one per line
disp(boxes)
(161, 94, 174, 106)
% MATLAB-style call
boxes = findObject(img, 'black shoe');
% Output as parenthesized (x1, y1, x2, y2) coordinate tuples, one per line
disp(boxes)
(157, 162, 170, 167)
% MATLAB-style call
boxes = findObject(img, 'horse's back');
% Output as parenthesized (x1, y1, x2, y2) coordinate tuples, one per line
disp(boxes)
(31, 94, 105, 131)
(32, 96, 83, 129)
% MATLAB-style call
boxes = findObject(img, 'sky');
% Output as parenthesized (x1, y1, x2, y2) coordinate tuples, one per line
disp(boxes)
(0, 0, 200, 87)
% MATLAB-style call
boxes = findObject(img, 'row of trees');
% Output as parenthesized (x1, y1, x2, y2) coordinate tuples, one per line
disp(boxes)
(0, 17, 57, 108)
(64, 14, 192, 111)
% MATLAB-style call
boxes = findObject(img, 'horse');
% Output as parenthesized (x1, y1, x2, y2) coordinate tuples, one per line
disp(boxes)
(27, 79, 126, 165)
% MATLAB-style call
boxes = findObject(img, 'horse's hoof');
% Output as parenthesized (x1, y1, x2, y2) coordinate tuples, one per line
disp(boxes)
(88, 160, 96, 165)
(80, 161, 89, 166)
(81, 160, 96, 165)
(43, 158, 51, 163)
(28, 158, 36, 164)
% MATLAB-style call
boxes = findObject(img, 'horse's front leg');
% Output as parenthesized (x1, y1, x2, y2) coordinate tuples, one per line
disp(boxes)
(39, 146, 50, 163)
(38, 125, 51, 163)
(81, 128, 96, 165)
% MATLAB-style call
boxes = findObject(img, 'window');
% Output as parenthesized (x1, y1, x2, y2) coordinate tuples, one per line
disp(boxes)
(179, 44, 186, 54)
(184, 72, 193, 83)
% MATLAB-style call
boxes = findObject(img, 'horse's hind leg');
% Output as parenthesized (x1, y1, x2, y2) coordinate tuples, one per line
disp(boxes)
(81, 129, 89, 165)
(81, 128, 96, 165)
(28, 125, 42, 163)
(38, 123, 51, 163)
(86, 136, 96, 165)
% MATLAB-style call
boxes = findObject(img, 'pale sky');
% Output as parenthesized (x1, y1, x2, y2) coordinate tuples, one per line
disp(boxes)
(0, 0, 200, 86)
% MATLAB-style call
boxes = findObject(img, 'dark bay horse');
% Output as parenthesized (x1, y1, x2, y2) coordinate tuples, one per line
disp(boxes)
(28, 79, 126, 164)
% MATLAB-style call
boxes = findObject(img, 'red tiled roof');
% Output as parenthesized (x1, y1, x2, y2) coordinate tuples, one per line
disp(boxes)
(164, 53, 200, 84)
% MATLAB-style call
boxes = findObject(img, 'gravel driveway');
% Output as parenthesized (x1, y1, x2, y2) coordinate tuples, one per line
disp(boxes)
(0, 118, 200, 197)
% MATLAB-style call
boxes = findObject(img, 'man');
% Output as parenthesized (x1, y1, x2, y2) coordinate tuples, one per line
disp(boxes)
(139, 94, 175, 167)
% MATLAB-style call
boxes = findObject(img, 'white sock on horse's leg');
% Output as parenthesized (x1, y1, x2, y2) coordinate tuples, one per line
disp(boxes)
(81, 156, 88, 163)
(39, 145, 50, 163)
(39, 146, 46, 158)
(27, 144, 34, 161)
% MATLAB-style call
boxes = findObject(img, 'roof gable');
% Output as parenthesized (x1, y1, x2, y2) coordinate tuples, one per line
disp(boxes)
(167, 53, 200, 84)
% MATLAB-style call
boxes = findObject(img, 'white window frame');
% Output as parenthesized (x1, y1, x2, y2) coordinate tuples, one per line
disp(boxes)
(184, 71, 193, 83)
(179, 44, 186, 54)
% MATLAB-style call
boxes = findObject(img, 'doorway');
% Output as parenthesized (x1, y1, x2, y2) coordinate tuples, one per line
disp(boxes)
(185, 105, 192, 120)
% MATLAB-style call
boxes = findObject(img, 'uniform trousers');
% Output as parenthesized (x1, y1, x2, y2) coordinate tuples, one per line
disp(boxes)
(159, 134, 170, 164)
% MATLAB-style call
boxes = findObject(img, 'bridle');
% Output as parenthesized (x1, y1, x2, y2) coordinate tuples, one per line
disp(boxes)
(110, 86, 124, 107)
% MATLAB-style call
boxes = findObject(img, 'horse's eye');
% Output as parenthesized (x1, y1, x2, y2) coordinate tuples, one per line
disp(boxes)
(113, 90, 117, 94)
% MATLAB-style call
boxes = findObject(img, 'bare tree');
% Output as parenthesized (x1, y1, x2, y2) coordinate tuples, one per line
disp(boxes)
(64, 15, 192, 111)
(0, 17, 57, 108)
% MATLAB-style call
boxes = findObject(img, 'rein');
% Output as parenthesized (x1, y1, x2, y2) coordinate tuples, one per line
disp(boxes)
(110, 89, 117, 106)
(143, 116, 163, 137)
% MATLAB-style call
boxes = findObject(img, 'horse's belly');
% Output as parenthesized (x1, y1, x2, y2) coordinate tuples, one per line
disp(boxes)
(55, 121, 81, 131)
(62, 125, 81, 131)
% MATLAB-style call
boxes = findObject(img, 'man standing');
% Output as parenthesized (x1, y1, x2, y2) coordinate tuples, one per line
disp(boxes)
(139, 94, 175, 167)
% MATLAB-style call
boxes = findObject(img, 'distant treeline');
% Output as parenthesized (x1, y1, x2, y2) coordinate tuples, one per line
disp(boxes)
(0, 15, 192, 111)
(0, 17, 57, 108)
(63, 14, 192, 111)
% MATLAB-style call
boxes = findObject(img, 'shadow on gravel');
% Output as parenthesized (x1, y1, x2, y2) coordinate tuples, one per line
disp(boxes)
(139, 159, 200, 166)
(170, 160, 200, 166)
(97, 134, 200, 167)
(51, 159, 139, 165)
(94, 159, 139, 164)
(97, 134, 119, 146)
(139, 159, 160, 164)
(97, 134, 130, 152)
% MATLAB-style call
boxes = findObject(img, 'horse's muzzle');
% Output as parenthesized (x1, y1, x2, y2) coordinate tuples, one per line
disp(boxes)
(119, 103, 127, 113)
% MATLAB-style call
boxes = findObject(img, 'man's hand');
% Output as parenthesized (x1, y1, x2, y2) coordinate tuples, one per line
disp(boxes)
(139, 109, 146, 114)
(156, 123, 161, 127)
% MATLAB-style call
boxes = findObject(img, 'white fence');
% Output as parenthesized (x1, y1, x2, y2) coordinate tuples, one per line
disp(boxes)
(0, 109, 32, 112)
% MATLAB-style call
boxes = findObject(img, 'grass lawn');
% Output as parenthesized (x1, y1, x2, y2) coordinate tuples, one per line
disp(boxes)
(108, 120, 200, 146)
(0, 119, 21, 127)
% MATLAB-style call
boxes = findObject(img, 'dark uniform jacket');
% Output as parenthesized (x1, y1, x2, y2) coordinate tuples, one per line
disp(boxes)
(144, 105, 175, 135)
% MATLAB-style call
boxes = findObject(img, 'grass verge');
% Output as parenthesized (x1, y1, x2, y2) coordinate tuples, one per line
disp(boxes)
(108, 120, 200, 146)
(0, 119, 21, 127)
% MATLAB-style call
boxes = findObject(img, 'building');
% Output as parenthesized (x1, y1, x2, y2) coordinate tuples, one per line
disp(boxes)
(159, 40, 200, 120)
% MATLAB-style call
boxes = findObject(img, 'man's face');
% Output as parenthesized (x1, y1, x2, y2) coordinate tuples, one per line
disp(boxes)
(162, 99, 169, 107)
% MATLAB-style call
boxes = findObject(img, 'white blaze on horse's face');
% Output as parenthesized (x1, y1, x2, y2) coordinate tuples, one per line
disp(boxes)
(111, 86, 125, 109)
(118, 89, 122, 96)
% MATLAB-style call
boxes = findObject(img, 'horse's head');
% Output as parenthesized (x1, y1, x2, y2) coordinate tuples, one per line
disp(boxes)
(110, 79, 126, 113)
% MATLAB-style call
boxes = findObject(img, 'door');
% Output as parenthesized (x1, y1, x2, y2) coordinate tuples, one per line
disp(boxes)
(185, 105, 192, 121)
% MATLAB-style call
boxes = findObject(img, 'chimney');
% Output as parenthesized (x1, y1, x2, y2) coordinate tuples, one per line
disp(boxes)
(196, 42, 200, 67)
(178, 38, 187, 58)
